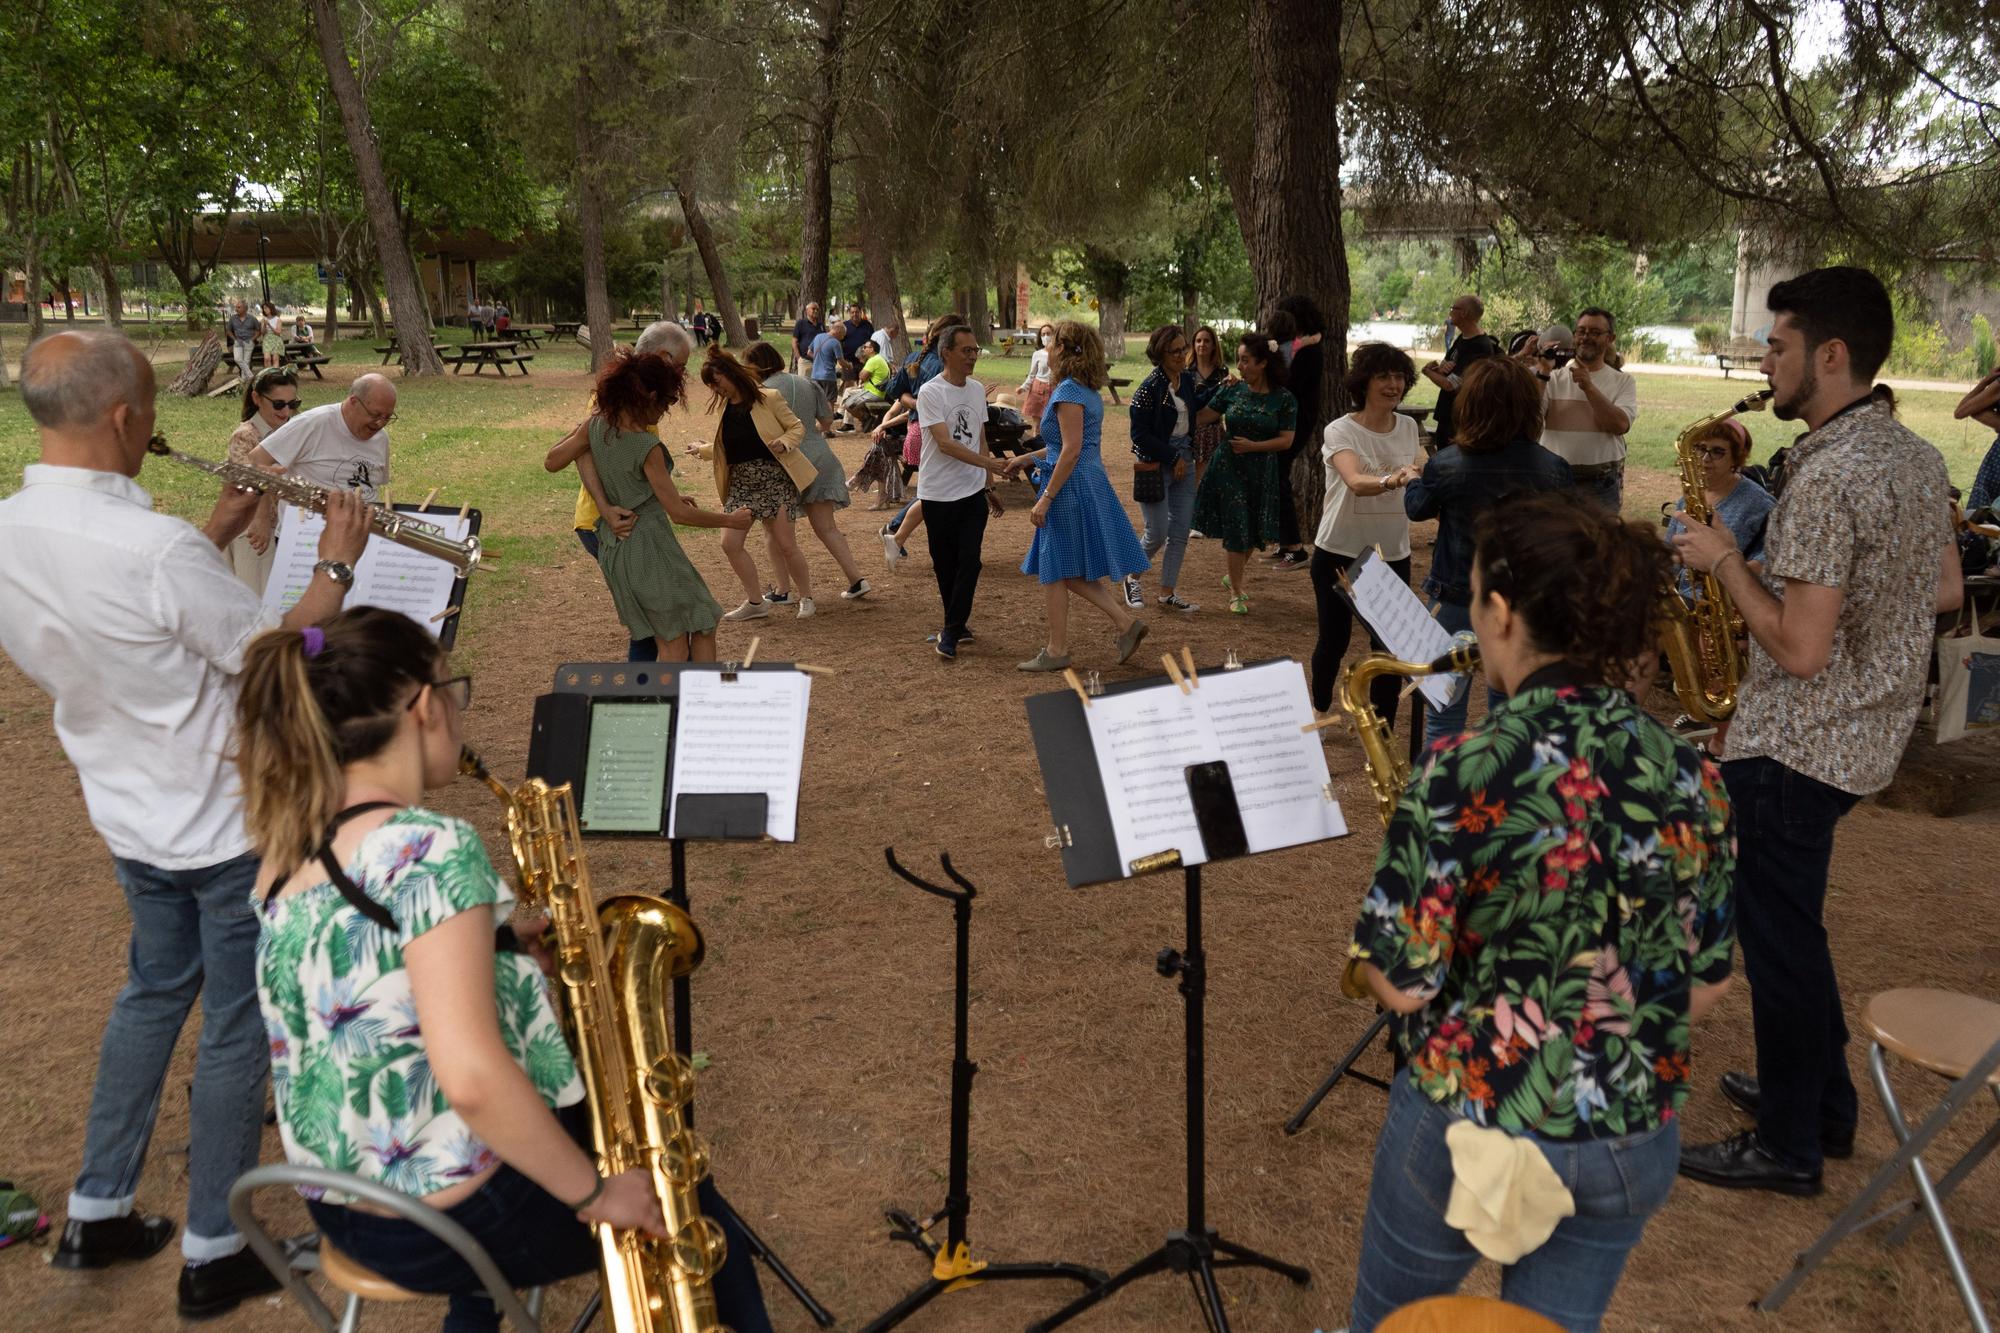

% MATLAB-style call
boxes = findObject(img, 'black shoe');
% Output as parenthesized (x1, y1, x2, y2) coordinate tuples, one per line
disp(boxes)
(1678, 1128, 1823, 1196)
(934, 630, 958, 661)
(177, 1247, 284, 1321)
(1718, 1070, 1856, 1160)
(49, 1212, 177, 1270)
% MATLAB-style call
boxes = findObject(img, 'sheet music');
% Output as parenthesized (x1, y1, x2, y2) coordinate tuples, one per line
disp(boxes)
(1349, 549, 1461, 711)
(264, 505, 471, 640)
(667, 670, 811, 841)
(580, 702, 672, 833)
(1197, 661, 1348, 851)
(1082, 685, 1224, 871)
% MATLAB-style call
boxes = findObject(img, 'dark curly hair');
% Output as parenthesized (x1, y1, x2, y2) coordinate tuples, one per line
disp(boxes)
(594, 351, 686, 427)
(1471, 490, 1672, 686)
(1342, 341, 1415, 406)
(1237, 331, 1289, 392)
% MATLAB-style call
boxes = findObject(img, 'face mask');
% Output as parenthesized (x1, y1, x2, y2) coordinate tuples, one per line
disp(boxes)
(1041, 333, 1053, 347)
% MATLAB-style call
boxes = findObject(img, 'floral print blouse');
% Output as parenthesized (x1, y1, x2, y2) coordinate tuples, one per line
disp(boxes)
(255, 809, 583, 1202)
(1350, 673, 1737, 1140)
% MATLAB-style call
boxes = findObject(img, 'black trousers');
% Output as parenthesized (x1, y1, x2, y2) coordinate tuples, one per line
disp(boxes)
(924, 490, 988, 639)
(1722, 755, 1862, 1170)
(1309, 547, 1411, 718)
(1277, 438, 1309, 548)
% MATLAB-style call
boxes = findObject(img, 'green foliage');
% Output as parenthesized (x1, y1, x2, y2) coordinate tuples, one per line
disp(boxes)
(1692, 322, 1726, 354)
(1973, 316, 1997, 378)
(486, 214, 657, 318)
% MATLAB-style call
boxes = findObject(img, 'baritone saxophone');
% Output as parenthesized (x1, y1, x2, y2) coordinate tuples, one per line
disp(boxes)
(461, 748, 730, 1333)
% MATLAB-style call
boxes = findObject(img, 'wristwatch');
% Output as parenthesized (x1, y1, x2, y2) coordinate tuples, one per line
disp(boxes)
(313, 559, 355, 587)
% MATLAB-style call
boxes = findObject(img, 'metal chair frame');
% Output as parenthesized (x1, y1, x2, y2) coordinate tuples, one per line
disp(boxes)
(1758, 1034, 2000, 1332)
(228, 1164, 546, 1332)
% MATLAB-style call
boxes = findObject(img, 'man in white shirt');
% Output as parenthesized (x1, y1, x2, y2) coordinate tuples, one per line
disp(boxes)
(250, 372, 396, 502)
(915, 325, 1007, 659)
(1539, 306, 1639, 512)
(0, 331, 367, 1318)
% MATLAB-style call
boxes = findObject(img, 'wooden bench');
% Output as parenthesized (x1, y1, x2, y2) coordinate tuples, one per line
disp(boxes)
(461, 351, 533, 376)
(374, 345, 398, 364)
(1716, 338, 1765, 378)
(1104, 376, 1133, 405)
(291, 354, 332, 380)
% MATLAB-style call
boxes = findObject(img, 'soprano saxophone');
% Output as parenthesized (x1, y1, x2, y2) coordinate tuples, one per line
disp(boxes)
(1337, 641, 1480, 998)
(144, 434, 482, 574)
(461, 748, 730, 1333)
(1657, 389, 1770, 725)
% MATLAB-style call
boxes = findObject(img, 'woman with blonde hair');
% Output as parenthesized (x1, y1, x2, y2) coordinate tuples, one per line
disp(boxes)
(1002, 320, 1150, 671)
(685, 345, 815, 621)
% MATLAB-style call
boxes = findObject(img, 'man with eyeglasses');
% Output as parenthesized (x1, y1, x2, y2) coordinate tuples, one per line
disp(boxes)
(1539, 306, 1639, 512)
(247, 371, 397, 504)
(0, 330, 370, 1318)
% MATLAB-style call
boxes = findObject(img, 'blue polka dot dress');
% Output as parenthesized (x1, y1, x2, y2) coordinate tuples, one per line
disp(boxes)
(1021, 379, 1150, 584)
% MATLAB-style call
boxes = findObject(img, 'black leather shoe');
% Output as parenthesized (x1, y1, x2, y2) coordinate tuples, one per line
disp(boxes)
(177, 1248, 284, 1321)
(48, 1212, 176, 1270)
(1718, 1071, 1856, 1160)
(1678, 1128, 1823, 1196)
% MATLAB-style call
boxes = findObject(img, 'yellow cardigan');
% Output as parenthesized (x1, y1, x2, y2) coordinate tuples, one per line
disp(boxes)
(686, 388, 811, 499)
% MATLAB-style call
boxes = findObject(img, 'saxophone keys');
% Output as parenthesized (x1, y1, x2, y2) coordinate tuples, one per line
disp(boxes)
(669, 1215, 729, 1280)
(658, 1127, 712, 1187)
(643, 1052, 697, 1109)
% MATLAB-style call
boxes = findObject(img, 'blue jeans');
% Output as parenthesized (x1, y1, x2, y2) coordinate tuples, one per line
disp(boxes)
(309, 1168, 772, 1333)
(1572, 463, 1625, 514)
(1721, 756, 1862, 1170)
(69, 853, 266, 1260)
(1138, 436, 1196, 590)
(1349, 1072, 1680, 1332)
(1421, 600, 1505, 747)
(575, 528, 660, 661)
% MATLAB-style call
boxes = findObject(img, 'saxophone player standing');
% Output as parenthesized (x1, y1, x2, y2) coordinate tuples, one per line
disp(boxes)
(0, 331, 369, 1316)
(1673, 267, 1964, 1196)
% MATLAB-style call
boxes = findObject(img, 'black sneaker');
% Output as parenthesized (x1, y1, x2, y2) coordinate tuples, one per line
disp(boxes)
(49, 1212, 176, 1270)
(763, 588, 792, 605)
(934, 631, 958, 660)
(177, 1247, 285, 1321)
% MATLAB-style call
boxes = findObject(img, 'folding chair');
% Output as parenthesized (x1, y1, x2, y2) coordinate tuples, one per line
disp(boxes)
(1759, 988, 2000, 1332)
(1380, 1294, 1563, 1332)
(228, 1164, 546, 1332)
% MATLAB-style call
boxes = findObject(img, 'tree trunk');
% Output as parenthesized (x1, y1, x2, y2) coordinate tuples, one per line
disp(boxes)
(307, 0, 443, 375)
(576, 171, 613, 371)
(324, 277, 340, 340)
(169, 331, 226, 397)
(660, 259, 673, 323)
(1182, 282, 1199, 337)
(25, 247, 44, 341)
(97, 258, 124, 329)
(678, 174, 744, 345)
(1245, 0, 1349, 419)
(0, 320, 10, 389)
(995, 260, 1014, 329)
(795, 0, 845, 318)
(856, 171, 905, 360)
(364, 281, 388, 338)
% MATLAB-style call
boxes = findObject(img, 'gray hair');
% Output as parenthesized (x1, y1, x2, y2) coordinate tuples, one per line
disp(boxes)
(635, 320, 694, 363)
(20, 331, 147, 430)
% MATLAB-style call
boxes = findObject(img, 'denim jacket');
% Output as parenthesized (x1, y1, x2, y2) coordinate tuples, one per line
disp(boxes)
(1128, 367, 1219, 464)
(1404, 435, 1573, 604)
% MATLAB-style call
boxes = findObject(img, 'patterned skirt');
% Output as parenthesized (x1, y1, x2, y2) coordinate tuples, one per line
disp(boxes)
(1193, 419, 1226, 469)
(724, 457, 802, 521)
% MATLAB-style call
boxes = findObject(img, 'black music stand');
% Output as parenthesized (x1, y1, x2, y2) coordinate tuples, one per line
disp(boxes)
(529, 661, 836, 1329)
(1023, 663, 1333, 1332)
(859, 850, 1104, 1332)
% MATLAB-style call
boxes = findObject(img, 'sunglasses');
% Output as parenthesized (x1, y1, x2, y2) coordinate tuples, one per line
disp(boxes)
(264, 397, 302, 412)
(410, 675, 472, 712)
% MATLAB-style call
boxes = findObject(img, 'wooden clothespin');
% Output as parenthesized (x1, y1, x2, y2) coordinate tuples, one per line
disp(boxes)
(1162, 653, 1190, 695)
(1062, 666, 1092, 709)
(419, 486, 439, 513)
(1301, 711, 1347, 734)
(792, 662, 834, 675)
(1180, 645, 1199, 687)
(1399, 680, 1422, 703)
(429, 605, 461, 625)
(456, 500, 471, 522)
(741, 635, 761, 669)
(378, 486, 392, 508)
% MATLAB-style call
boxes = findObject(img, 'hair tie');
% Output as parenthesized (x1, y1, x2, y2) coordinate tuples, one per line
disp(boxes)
(300, 626, 325, 659)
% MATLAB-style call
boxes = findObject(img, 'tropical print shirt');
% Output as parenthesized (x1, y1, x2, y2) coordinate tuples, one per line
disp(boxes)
(255, 809, 583, 1202)
(1349, 672, 1737, 1140)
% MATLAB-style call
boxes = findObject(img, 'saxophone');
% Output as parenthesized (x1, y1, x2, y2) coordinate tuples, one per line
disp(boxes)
(1338, 641, 1480, 998)
(1657, 390, 1771, 725)
(461, 748, 730, 1332)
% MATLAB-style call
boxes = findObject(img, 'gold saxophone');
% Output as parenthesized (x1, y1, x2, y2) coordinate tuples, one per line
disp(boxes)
(1657, 390, 1771, 725)
(462, 747, 730, 1332)
(1337, 642, 1481, 998)
(145, 434, 482, 573)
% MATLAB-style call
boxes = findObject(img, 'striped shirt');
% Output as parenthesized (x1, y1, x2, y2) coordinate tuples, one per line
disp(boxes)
(1540, 363, 1638, 467)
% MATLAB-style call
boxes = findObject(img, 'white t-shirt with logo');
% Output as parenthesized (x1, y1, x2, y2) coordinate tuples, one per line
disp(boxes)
(259, 401, 391, 500)
(1540, 363, 1639, 468)
(1317, 413, 1420, 560)
(915, 375, 989, 502)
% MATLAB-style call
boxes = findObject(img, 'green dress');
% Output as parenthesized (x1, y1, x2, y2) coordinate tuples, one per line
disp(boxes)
(1191, 383, 1295, 553)
(589, 417, 723, 641)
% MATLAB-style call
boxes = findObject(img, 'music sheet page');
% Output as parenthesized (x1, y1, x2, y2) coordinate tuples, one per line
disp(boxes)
(1193, 661, 1349, 852)
(1349, 550, 1461, 711)
(1081, 685, 1224, 872)
(264, 506, 471, 639)
(667, 670, 811, 841)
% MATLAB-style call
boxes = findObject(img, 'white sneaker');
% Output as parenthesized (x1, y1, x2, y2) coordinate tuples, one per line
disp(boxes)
(1122, 575, 1145, 610)
(841, 578, 871, 600)
(722, 600, 768, 621)
(795, 597, 816, 619)
(882, 530, 905, 570)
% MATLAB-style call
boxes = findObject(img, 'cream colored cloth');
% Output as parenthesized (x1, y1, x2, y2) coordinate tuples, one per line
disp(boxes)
(1443, 1120, 1576, 1263)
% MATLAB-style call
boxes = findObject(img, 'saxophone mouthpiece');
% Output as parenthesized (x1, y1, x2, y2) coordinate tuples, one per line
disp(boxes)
(1735, 389, 1774, 414)
(458, 745, 489, 780)
(1428, 638, 1481, 675)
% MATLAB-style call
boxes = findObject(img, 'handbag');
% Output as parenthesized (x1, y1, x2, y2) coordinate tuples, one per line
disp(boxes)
(1934, 605, 2000, 744)
(1132, 459, 1166, 504)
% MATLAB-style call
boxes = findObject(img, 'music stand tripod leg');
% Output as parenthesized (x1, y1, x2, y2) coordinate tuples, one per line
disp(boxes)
(1283, 1009, 1394, 1134)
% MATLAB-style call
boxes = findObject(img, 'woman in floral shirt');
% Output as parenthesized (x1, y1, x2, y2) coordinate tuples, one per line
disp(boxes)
(237, 609, 770, 1331)
(1344, 493, 1738, 1333)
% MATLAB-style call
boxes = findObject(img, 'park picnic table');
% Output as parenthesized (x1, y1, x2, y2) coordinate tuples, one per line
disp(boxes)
(550, 320, 583, 343)
(281, 342, 332, 379)
(449, 341, 535, 376)
(496, 326, 542, 349)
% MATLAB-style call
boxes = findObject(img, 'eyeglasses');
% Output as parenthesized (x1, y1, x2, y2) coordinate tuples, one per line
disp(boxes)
(359, 410, 397, 428)
(265, 397, 302, 412)
(1698, 446, 1733, 460)
(410, 675, 472, 712)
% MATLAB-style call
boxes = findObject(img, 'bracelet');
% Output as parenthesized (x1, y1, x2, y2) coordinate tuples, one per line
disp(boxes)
(1711, 549, 1742, 577)
(566, 1171, 606, 1212)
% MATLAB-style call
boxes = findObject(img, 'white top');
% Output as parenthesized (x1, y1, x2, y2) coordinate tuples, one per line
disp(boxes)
(1540, 363, 1639, 467)
(263, 313, 283, 337)
(1024, 349, 1052, 385)
(260, 401, 390, 500)
(871, 328, 892, 355)
(916, 375, 990, 502)
(1170, 388, 1190, 440)
(0, 466, 274, 867)
(1317, 413, 1420, 560)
